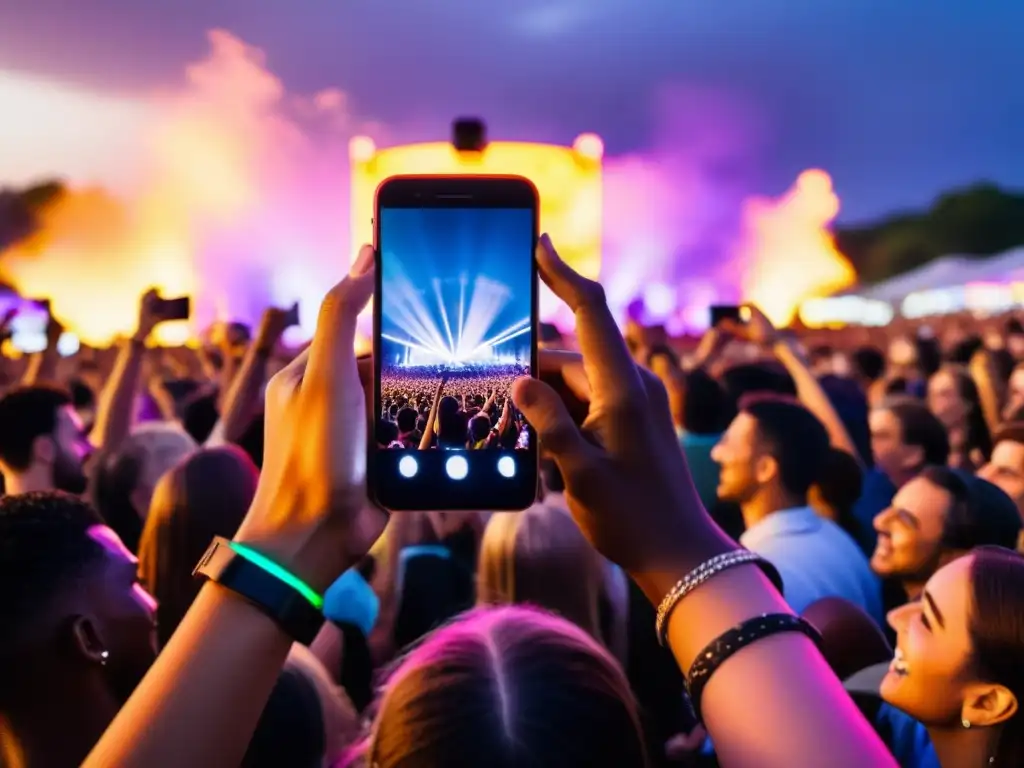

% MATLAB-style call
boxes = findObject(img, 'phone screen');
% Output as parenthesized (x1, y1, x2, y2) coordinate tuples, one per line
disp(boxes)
(373, 176, 538, 512)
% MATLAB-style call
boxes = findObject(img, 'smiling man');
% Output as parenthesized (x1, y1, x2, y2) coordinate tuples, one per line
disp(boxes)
(712, 395, 882, 620)
(871, 466, 1021, 605)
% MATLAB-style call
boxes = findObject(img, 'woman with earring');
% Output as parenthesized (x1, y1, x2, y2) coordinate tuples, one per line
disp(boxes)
(882, 546, 1024, 767)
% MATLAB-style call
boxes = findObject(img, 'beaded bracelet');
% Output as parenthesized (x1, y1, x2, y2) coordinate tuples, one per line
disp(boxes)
(686, 613, 822, 723)
(655, 550, 765, 645)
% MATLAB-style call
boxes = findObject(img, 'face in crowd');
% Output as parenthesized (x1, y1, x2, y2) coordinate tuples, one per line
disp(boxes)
(871, 474, 950, 588)
(881, 548, 1022, 738)
(872, 466, 1021, 597)
(712, 412, 765, 504)
(711, 398, 828, 508)
(0, 387, 94, 495)
(869, 399, 949, 489)
(0, 494, 158, 726)
(47, 405, 93, 494)
(977, 429, 1024, 518)
(927, 369, 968, 434)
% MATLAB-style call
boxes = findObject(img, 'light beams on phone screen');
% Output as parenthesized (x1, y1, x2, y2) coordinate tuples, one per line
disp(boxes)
(380, 270, 529, 365)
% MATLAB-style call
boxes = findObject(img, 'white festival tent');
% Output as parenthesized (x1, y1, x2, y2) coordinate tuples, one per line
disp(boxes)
(857, 247, 1024, 302)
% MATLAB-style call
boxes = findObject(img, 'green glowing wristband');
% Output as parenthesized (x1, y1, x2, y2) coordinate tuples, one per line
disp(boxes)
(228, 541, 325, 611)
(194, 537, 326, 644)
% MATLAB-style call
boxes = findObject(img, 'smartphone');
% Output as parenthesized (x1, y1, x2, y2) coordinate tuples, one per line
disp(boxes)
(710, 304, 747, 327)
(158, 296, 191, 321)
(283, 302, 300, 329)
(372, 175, 539, 512)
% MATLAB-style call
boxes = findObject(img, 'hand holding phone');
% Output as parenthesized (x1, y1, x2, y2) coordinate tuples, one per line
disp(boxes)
(229, 244, 387, 593)
(714, 304, 778, 348)
(509, 235, 736, 578)
(257, 303, 300, 347)
(140, 289, 191, 336)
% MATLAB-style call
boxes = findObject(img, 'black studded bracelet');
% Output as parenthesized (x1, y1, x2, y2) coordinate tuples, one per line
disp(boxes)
(685, 613, 822, 723)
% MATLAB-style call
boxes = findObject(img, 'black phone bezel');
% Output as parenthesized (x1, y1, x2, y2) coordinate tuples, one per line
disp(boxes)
(372, 175, 540, 512)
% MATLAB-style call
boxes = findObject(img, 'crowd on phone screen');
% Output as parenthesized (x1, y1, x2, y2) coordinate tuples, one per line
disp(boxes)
(380, 362, 530, 449)
(2, 239, 1024, 768)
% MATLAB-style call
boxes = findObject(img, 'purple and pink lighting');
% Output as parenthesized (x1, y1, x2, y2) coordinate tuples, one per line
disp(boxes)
(0, 32, 854, 346)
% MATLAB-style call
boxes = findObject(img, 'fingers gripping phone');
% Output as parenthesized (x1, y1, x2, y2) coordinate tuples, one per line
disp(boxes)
(372, 175, 539, 512)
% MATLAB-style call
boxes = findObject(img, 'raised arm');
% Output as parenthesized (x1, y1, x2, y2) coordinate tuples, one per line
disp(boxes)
(83, 247, 386, 768)
(729, 306, 862, 463)
(214, 326, 245, 414)
(688, 325, 732, 373)
(215, 307, 289, 446)
(20, 312, 63, 386)
(512, 236, 895, 768)
(482, 387, 498, 414)
(496, 395, 512, 433)
(91, 290, 163, 453)
(144, 351, 178, 422)
(418, 373, 448, 450)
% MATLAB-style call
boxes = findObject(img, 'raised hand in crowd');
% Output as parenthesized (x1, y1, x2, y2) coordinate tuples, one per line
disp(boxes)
(88, 288, 171, 455)
(510, 235, 894, 767)
(417, 371, 450, 450)
(20, 307, 64, 386)
(215, 304, 295, 446)
(723, 304, 862, 461)
(84, 245, 386, 768)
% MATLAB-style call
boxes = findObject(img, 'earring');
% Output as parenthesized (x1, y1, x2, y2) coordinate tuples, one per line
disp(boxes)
(99, 650, 109, 667)
(962, 717, 971, 729)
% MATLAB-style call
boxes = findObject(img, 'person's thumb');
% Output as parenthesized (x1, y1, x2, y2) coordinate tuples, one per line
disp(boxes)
(511, 377, 595, 465)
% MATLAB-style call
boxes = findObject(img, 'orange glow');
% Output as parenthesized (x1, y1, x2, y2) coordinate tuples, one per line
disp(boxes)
(0, 188, 196, 345)
(349, 136, 603, 299)
(740, 170, 856, 327)
(0, 30, 351, 347)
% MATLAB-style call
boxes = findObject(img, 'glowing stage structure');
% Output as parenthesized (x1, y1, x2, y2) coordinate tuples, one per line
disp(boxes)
(349, 122, 603, 324)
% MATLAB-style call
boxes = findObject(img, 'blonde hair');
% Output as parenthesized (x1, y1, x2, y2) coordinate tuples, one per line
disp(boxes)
(477, 505, 604, 640)
(122, 422, 198, 498)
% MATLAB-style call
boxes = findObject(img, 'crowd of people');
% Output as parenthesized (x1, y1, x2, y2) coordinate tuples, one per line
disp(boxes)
(0, 236, 1023, 767)
(380, 362, 530, 450)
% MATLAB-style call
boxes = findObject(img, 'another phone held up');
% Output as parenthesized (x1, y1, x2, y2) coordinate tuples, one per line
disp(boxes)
(709, 304, 750, 328)
(156, 296, 191, 322)
(372, 175, 539, 512)
(283, 302, 300, 329)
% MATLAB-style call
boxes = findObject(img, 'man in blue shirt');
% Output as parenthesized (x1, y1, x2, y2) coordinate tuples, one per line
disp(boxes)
(712, 395, 883, 622)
